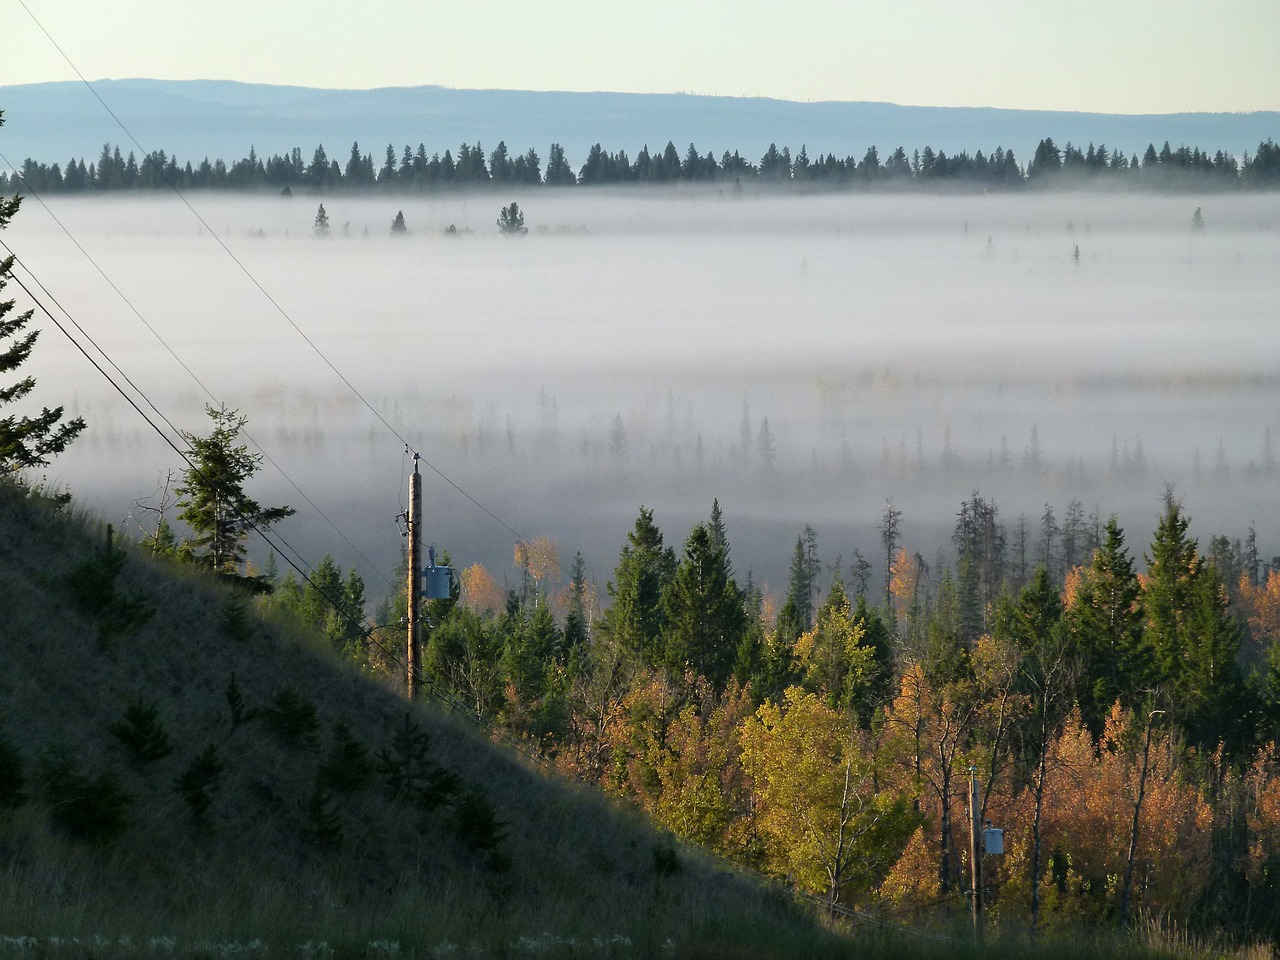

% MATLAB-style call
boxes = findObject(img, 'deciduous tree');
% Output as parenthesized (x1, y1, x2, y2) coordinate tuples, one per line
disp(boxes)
(742, 687, 918, 908)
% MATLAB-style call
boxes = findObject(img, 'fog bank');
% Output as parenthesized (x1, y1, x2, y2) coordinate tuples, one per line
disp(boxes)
(11, 190, 1278, 603)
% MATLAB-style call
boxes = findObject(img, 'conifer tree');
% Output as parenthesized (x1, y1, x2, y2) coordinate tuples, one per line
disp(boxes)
(598, 507, 676, 667)
(313, 202, 331, 237)
(175, 404, 294, 579)
(1066, 516, 1145, 731)
(0, 155, 85, 476)
(496, 200, 527, 235)
(561, 551, 590, 656)
(661, 522, 746, 687)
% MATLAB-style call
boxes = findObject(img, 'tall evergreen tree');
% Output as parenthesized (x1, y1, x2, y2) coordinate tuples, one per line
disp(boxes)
(175, 405, 295, 579)
(598, 507, 677, 667)
(1143, 497, 1246, 747)
(0, 160, 85, 476)
(1065, 516, 1145, 731)
(660, 522, 746, 687)
(561, 551, 590, 657)
(785, 526, 820, 630)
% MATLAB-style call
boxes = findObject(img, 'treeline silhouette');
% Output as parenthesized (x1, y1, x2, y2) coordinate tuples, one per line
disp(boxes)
(5, 134, 1279, 194)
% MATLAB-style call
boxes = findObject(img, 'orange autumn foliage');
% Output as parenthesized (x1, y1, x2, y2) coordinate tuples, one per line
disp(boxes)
(460, 562, 504, 613)
(889, 547, 922, 623)
(1240, 569, 1280, 646)
(1036, 705, 1211, 920)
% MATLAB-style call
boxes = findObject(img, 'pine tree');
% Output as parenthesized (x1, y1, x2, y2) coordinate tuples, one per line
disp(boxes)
(561, 551, 590, 656)
(108, 697, 174, 766)
(545, 143, 575, 185)
(1141, 497, 1245, 746)
(173, 745, 225, 822)
(496, 200, 527, 235)
(377, 714, 460, 811)
(785, 526, 820, 630)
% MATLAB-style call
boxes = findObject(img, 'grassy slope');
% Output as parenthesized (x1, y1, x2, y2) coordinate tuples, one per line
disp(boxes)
(0, 482, 853, 958)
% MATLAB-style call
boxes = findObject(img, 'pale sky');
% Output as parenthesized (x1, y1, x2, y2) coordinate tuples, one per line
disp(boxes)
(4, 0, 1279, 114)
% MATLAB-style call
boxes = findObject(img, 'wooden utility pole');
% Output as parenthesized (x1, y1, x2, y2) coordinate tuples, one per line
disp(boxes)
(406, 455, 421, 700)
(969, 765, 982, 939)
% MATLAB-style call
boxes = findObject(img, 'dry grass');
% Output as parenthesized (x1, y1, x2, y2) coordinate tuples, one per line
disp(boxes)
(0, 482, 838, 956)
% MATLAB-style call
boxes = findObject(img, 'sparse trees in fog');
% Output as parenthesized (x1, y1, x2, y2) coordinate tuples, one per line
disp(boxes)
(390, 210, 407, 234)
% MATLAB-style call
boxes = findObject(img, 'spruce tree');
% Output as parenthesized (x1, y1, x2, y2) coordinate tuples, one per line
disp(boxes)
(598, 507, 676, 667)
(1066, 516, 1144, 730)
(660, 522, 746, 687)
(175, 404, 294, 578)
(496, 200, 527, 235)
(0, 153, 85, 476)
(313, 202, 331, 237)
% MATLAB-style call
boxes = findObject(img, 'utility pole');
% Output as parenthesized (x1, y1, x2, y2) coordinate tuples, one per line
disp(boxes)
(969, 765, 982, 939)
(406, 454, 421, 700)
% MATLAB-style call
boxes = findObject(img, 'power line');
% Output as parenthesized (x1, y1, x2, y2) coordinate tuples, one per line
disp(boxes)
(7, 246, 954, 945)
(3, 268, 289, 567)
(0, 203, 394, 590)
(11, 0, 559, 576)
(4, 238, 547, 770)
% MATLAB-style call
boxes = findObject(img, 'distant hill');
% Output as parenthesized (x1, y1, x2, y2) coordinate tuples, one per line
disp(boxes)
(1, 78, 1276, 172)
(0, 480, 838, 957)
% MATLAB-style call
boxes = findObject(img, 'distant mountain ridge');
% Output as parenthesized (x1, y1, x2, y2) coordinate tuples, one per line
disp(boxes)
(1, 78, 1276, 172)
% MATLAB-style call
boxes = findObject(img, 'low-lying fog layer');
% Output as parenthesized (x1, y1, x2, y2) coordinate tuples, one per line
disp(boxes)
(9, 190, 1279, 604)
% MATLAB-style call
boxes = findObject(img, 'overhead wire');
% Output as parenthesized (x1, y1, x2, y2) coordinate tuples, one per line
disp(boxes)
(8, 203, 957, 946)
(4, 265, 311, 582)
(0, 186, 395, 591)
(3, 15, 953, 942)
(12, 0, 561, 579)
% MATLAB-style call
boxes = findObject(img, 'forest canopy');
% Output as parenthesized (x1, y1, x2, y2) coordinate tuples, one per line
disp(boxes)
(4, 134, 1278, 195)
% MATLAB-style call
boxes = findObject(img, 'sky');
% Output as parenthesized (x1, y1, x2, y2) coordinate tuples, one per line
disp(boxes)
(4, 0, 1279, 115)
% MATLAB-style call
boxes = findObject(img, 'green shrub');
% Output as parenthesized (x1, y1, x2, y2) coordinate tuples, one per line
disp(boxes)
(653, 839, 683, 878)
(319, 719, 375, 795)
(260, 686, 321, 751)
(224, 672, 255, 729)
(306, 773, 343, 849)
(452, 787, 509, 871)
(108, 696, 174, 765)
(216, 594, 256, 643)
(174, 744, 226, 822)
(0, 733, 26, 808)
(39, 746, 132, 843)
(376, 714, 460, 811)
(65, 524, 154, 651)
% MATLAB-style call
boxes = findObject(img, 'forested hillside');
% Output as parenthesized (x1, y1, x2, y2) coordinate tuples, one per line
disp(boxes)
(335, 488, 1280, 941)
